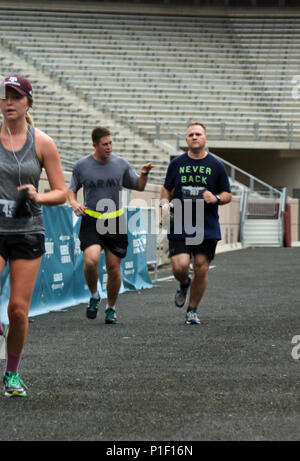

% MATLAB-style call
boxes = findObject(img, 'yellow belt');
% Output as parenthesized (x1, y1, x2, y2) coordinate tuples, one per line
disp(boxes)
(84, 207, 124, 220)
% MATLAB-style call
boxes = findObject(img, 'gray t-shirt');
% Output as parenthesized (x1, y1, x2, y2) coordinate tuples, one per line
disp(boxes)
(69, 154, 139, 211)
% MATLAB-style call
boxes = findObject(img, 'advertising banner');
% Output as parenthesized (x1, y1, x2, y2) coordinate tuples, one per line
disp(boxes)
(0, 206, 153, 321)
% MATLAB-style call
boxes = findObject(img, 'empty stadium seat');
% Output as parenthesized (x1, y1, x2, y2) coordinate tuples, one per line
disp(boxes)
(0, 8, 299, 184)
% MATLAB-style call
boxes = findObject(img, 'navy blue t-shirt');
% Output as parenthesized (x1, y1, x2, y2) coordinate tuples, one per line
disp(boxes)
(163, 152, 231, 240)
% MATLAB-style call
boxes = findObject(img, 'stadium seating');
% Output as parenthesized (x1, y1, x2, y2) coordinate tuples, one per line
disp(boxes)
(0, 8, 299, 184)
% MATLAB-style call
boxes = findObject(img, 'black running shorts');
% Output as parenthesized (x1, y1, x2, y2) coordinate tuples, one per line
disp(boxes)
(0, 233, 45, 261)
(169, 237, 218, 261)
(79, 215, 128, 259)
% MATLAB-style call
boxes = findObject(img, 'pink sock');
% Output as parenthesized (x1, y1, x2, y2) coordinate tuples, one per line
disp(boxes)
(0, 322, 4, 336)
(6, 351, 23, 374)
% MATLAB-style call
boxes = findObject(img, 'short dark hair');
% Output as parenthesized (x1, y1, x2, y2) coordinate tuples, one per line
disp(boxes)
(187, 122, 206, 133)
(91, 127, 111, 144)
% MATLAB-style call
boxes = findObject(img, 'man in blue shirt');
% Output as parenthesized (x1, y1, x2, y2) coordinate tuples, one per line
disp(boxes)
(160, 122, 232, 325)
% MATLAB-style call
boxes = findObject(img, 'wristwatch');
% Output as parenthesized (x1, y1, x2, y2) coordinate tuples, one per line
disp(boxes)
(215, 194, 221, 204)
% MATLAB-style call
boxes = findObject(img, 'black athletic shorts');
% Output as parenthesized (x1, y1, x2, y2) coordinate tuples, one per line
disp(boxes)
(0, 233, 45, 261)
(79, 215, 128, 259)
(169, 237, 218, 261)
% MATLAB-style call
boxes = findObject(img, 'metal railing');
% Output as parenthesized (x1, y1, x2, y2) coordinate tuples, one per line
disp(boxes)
(155, 121, 296, 144)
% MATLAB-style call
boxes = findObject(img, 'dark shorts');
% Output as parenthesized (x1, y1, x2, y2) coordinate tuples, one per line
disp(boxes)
(79, 216, 128, 259)
(169, 237, 218, 262)
(0, 233, 45, 261)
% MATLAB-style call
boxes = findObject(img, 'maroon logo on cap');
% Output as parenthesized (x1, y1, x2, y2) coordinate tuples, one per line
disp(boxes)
(4, 76, 33, 97)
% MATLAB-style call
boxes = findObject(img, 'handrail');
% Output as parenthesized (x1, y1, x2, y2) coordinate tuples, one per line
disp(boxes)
(211, 152, 282, 196)
(155, 121, 295, 145)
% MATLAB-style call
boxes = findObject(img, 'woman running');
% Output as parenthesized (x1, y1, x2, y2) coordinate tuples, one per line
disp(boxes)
(0, 76, 66, 397)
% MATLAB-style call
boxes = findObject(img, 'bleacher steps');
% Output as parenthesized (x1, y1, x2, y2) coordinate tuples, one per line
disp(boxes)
(243, 219, 282, 247)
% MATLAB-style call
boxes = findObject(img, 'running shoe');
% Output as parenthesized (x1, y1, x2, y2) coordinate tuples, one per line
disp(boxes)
(3, 371, 28, 397)
(175, 277, 191, 308)
(86, 297, 100, 319)
(185, 308, 200, 325)
(105, 307, 117, 324)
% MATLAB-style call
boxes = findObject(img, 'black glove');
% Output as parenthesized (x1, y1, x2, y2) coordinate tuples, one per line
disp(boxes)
(12, 188, 32, 218)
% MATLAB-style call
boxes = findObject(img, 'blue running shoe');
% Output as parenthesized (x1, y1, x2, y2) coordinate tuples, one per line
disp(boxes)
(105, 307, 117, 324)
(3, 372, 28, 397)
(86, 297, 100, 319)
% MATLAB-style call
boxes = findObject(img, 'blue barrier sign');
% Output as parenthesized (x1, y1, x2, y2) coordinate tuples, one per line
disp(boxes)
(0, 206, 153, 321)
(40, 206, 76, 313)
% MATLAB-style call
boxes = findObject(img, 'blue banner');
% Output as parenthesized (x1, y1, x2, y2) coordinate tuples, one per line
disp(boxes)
(72, 214, 90, 304)
(40, 206, 76, 314)
(0, 206, 153, 321)
(122, 208, 153, 291)
(0, 264, 9, 324)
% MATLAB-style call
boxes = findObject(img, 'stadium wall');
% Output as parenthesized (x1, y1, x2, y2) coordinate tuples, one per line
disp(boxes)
(209, 147, 300, 199)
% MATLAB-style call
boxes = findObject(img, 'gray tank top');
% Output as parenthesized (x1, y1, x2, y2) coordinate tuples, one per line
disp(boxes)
(0, 124, 44, 234)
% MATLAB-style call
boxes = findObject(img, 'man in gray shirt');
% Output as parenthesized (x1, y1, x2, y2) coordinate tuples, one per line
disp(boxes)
(68, 127, 153, 324)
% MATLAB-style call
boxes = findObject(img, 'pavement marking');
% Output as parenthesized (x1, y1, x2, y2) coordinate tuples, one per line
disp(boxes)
(156, 266, 216, 282)
(156, 275, 174, 282)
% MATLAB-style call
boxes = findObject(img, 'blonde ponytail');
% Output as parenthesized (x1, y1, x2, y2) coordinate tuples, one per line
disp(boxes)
(25, 95, 34, 126)
(25, 111, 34, 126)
